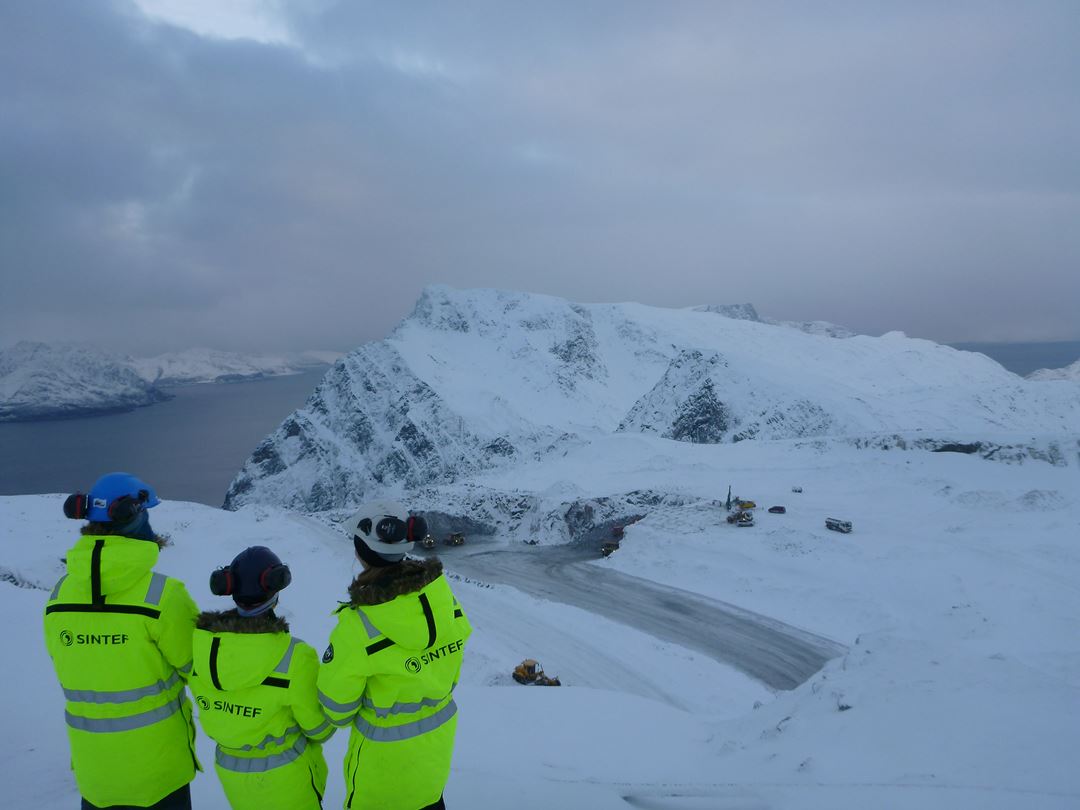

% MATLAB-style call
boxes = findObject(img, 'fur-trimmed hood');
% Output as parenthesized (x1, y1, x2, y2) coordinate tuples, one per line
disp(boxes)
(191, 611, 293, 692)
(348, 558, 443, 607)
(343, 557, 460, 653)
(196, 609, 289, 634)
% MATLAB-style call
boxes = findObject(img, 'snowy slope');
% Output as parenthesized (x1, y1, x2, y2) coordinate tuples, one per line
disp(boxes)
(5, 435, 1080, 809)
(132, 348, 340, 386)
(692, 302, 858, 337)
(1029, 358, 1080, 382)
(226, 286, 1080, 511)
(0, 341, 169, 422)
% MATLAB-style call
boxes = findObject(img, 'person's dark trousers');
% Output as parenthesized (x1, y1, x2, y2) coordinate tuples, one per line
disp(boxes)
(81, 784, 191, 810)
(419, 797, 445, 810)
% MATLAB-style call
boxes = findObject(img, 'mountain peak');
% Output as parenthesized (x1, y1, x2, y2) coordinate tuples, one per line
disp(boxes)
(224, 287, 1079, 512)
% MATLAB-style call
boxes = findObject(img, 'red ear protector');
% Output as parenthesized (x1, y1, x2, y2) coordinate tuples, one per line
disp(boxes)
(209, 567, 234, 596)
(406, 515, 426, 542)
(63, 493, 88, 520)
(259, 564, 292, 593)
(209, 564, 291, 597)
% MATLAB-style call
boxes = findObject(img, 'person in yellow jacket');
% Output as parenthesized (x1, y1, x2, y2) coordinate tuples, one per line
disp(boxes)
(189, 545, 332, 809)
(318, 503, 472, 810)
(44, 472, 200, 810)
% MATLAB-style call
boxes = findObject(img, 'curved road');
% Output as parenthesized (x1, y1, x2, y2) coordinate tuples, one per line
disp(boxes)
(445, 543, 846, 691)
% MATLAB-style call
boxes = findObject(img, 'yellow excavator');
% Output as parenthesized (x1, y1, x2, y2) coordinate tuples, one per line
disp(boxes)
(512, 658, 561, 686)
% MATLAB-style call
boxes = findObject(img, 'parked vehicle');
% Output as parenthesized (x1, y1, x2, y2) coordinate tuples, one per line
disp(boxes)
(792, 486, 803, 493)
(512, 659, 561, 686)
(726, 511, 754, 527)
(768, 506, 786, 514)
(825, 518, 853, 534)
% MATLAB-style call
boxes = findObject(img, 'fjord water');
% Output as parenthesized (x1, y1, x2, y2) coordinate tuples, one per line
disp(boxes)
(0, 369, 326, 507)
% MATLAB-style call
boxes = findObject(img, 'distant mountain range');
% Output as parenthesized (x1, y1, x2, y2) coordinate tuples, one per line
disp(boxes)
(132, 348, 341, 387)
(223, 286, 1080, 512)
(1028, 359, 1080, 382)
(0, 343, 340, 422)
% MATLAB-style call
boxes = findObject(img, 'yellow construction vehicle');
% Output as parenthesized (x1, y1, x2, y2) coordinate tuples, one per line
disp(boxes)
(512, 658, 561, 686)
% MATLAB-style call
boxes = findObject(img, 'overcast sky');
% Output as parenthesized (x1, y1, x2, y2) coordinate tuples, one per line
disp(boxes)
(2, 0, 1078, 354)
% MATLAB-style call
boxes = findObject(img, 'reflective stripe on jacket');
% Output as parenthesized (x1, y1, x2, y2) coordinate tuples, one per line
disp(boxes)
(189, 620, 330, 810)
(43, 534, 200, 808)
(318, 564, 471, 810)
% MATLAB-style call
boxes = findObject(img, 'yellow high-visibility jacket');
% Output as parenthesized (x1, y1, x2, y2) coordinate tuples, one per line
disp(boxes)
(43, 534, 200, 808)
(189, 611, 332, 810)
(318, 559, 471, 810)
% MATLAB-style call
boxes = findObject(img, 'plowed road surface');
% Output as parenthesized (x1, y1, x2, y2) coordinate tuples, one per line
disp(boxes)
(448, 544, 845, 691)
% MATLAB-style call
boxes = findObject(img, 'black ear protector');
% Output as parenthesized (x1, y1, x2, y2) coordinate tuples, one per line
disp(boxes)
(107, 495, 144, 524)
(63, 493, 88, 520)
(375, 515, 428, 544)
(209, 567, 234, 596)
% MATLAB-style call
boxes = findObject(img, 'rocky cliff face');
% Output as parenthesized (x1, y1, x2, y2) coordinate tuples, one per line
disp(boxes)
(617, 349, 835, 443)
(225, 342, 517, 511)
(224, 286, 1080, 512)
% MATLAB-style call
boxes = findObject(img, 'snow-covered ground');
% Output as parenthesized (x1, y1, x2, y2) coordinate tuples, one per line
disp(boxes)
(5, 438, 1079, 809)
(1029, 358, 1080, 382)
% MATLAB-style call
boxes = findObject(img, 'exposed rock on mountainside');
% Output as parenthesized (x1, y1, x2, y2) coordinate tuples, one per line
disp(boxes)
(0, 342, 169, 422)
(224, 286, 1080, 512)
(225, 342, 516, 511)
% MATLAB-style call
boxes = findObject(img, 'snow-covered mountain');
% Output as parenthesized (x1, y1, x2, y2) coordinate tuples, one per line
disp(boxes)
(692, 302, 858, 338)
(0, 343, 341, 422)
(1028, 358, 1080, 382)
(132, 348, 341, 386)
(0, 341, 169, 422)
(225, 286, 1080, 511)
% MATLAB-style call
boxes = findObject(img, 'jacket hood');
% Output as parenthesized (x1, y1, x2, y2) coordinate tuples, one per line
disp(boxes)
(66, 534, 159, 596)
(196, 609, 290, 634)
(348, 558, 456, 651)
(348, 558, 443, 606)
(192, 616, 292, 692)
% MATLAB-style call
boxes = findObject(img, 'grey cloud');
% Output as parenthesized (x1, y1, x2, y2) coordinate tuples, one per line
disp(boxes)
(1, 0, 1077, 354)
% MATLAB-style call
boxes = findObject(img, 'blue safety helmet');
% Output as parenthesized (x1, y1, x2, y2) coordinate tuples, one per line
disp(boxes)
(86, 472, 160, 523)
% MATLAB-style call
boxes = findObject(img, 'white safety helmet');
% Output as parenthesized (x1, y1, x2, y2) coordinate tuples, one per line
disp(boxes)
(344, 501, 427, 567)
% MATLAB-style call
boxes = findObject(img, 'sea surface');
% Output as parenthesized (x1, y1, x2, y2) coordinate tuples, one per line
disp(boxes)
(0, 369, 326, 507)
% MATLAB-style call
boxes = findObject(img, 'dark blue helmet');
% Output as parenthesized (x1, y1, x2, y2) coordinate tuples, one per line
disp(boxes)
(209, 546, 292, 608)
